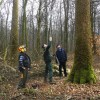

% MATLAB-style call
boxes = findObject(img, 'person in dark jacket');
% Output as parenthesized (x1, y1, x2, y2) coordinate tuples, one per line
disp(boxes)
(17, 45, 31, 89)
(56, 44, 67, 78)
(42, 37, 53, 83)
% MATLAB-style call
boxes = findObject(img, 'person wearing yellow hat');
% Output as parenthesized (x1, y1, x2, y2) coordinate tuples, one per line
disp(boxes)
(17, 45, 31, 89)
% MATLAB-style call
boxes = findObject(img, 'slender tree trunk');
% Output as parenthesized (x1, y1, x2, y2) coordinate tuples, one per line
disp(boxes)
(10, 0, 18, 66)
(49, 0, 56, 53)
(60, 1, 63, 43)
(36, 0, 42, 55)
(90, 1, 96, 54)
(0, 18, 4, 52)
(44, 0, 48, 43)
(63, 0, 69, 53)
(22, 0, 28, 47)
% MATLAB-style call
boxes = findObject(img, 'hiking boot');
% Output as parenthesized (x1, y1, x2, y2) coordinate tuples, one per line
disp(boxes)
(17, 85, 25, 90)
(44, 78, 48, 83)
(65, 73, 68, 77)
(49, 81, 56, 84)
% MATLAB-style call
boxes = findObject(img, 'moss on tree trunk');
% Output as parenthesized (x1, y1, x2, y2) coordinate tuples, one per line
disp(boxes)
(68, 0, 96, 84)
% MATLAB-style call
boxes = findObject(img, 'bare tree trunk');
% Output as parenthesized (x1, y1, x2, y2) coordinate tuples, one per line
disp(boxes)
(36, 0, 42, 55)
(49, 0, 56, 53)
(3, 3, 10, 63)
(0, 17, 4, 52)
(63, 0, 69, 53)
(44, 0, 48, 43)
(69, 1, 75, 53)
(60, 1, 63, 43)
(90, 1, 96, 54)
(10, 0, 18, 66)
(21, 0, 28, 47)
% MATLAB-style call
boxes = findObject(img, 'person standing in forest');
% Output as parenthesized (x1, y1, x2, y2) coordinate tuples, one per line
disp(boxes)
(42, 37, 54, 84)
(17, 45, 31, 89)
(56, 44, 67, 78)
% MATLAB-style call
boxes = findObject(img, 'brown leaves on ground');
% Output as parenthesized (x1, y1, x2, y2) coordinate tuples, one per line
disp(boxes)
(0, 76, 100, 100)
(0, 54, 100, 100)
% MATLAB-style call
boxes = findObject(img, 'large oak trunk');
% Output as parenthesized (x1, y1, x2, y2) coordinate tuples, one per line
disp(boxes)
(68, 0, 96, 84)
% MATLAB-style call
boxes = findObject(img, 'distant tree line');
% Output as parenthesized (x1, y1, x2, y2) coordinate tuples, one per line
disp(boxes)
(0, 0, 100, 64)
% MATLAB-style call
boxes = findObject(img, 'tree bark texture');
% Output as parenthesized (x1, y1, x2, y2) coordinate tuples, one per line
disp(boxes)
(68, 0, 96, 84)
(10, 0, 18, 66)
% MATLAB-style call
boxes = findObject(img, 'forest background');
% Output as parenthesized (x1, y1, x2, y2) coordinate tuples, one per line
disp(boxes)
(0, 0, 100, 99)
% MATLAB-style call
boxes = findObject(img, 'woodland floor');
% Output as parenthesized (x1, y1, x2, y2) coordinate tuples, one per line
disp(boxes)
(0, 54, 100, 100)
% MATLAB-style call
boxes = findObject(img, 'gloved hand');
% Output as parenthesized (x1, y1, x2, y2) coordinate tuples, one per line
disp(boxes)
(22, 67, 25, 70)
(49, 36, 52, 41)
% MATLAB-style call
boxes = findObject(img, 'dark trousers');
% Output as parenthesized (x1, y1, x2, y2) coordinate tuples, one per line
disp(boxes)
(18, 69, 28, 88)
(59, 62, 67, 77)
(44, 62, 53, 82)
